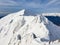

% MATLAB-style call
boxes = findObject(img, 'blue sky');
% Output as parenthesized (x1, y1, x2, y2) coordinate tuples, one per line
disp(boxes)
(0, 0, 60, 17)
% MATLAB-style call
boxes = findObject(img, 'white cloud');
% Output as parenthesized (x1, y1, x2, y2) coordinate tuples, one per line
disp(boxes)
(0, 0, 43, 8)
(46, 0, 58, 6)
(55, 1, 60, 5)
(25, 2, 41, 8)
(0, 0, 17, 6)
(0, 0, 60, 13)
(0, 11, 10, 14)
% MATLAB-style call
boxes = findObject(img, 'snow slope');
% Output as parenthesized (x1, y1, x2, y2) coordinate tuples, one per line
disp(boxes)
(0, 9, 60, 45)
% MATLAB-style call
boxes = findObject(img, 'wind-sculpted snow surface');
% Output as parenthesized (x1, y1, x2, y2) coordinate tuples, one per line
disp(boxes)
(0, 9, 60, 45)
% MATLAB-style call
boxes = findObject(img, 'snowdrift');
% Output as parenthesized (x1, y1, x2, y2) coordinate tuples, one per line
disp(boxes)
(0, 9, 60, 45)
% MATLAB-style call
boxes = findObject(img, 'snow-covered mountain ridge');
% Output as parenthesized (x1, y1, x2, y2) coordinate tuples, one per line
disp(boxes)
(0, 9, 60, 45)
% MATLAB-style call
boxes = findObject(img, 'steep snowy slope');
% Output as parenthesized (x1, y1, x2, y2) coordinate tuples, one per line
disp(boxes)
(0, 9, 60, 45)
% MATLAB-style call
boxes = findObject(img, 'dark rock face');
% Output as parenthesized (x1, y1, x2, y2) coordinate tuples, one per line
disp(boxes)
(17, 34, 21, 40)
(41, 38, 49, 42)
(10, 20, 13, 24)
(32, 33, 37, 39)
(46, 16, 60, 26)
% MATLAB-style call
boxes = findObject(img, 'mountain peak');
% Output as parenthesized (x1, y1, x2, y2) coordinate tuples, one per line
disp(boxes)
(0, 9, 60, 45)
(17, 9, 25, 16)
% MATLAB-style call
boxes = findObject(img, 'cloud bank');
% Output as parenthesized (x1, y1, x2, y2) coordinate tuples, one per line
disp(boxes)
(0, 0, 60, 15)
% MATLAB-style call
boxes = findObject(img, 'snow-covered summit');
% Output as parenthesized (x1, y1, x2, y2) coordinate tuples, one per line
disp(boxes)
(0, 9, 60, 45)
(16, 9, 25, 16)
